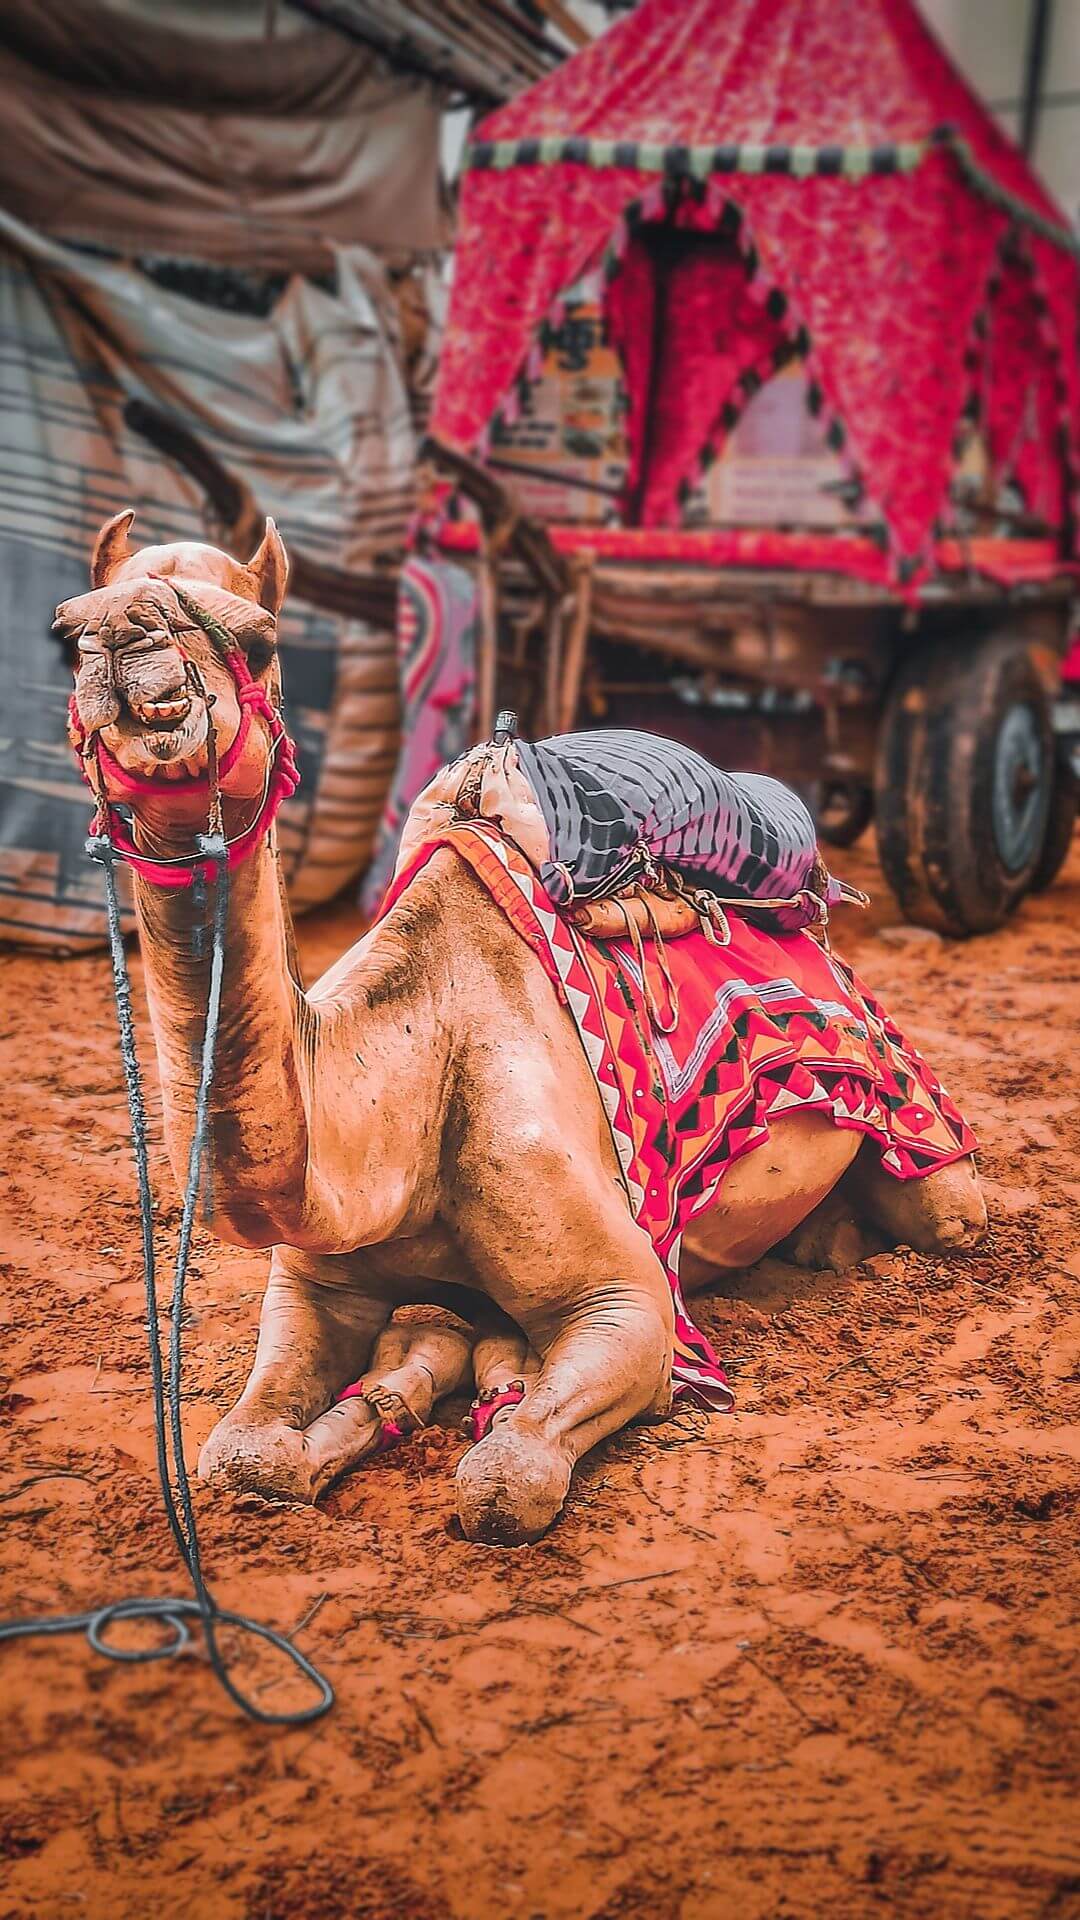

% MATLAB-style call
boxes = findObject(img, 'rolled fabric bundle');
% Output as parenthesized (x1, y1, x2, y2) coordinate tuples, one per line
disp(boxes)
(513, 729, 845, 933)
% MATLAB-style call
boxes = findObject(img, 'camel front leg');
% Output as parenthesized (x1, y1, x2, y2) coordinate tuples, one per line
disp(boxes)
(455, 1252, 674, 1546)
(297, 1310, 475, 1497)
(198, 1249, 391, 1502)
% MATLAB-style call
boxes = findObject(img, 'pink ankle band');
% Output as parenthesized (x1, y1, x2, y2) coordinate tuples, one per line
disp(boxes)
(335, 1380, 407, 1453)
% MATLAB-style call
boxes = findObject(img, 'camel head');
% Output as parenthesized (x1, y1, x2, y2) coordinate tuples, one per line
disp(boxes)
(55, 511, 290, 816)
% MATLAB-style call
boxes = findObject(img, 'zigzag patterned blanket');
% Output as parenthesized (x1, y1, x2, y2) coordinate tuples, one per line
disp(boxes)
(381, 821, 977, 1410)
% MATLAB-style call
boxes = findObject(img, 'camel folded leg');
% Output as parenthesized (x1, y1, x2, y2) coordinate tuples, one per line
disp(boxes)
(199, 1256, 478, 1502)
(756, 1145, 987, 1274)
(299, 1310, 475, 1495)
(846, 1145, 987, 1254)
(773, 1184, 883, 1273)
(455, 1262, 674, 1547)
(683, 1109, 865, 1281)
(467, 1309, 542, 1441)
(198, 1250, 393, 1502)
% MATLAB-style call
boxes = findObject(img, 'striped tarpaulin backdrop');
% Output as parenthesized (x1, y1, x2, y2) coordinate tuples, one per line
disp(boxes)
(0, 216, 432, 949)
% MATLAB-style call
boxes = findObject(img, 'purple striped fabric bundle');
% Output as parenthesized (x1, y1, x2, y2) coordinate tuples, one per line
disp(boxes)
(514, 730, 832, 932)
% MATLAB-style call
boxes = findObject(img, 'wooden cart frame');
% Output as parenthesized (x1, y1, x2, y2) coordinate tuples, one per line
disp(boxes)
(423, 440, 1077, 938)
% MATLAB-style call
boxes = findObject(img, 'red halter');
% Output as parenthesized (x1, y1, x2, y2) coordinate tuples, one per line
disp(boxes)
(70, 644, 300, 890)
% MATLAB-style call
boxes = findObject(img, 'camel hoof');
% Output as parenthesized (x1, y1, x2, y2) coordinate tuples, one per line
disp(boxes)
(455, 1426, 571, 1546)
(781, 1212, 876, 1274)
(198, 1420, 315, 1505)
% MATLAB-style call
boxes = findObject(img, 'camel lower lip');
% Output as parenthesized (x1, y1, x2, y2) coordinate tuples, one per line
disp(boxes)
(146, 742, 209, 778)
(103, 705, 211, 779)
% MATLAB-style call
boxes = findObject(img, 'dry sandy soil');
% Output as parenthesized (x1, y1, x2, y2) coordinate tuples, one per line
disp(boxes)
(1, 836, 1078, 1920)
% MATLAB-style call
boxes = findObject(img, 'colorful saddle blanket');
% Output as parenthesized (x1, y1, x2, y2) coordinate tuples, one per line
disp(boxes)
(380, 821, 977, 1412)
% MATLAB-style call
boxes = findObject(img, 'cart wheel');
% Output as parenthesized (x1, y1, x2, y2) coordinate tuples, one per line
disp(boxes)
(875, 632, 1054, 935)
(1029, 759, 1077, 893)
(811, 780, 874, 848)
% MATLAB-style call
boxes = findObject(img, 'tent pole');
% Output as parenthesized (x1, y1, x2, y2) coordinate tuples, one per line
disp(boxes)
(1021, 0, 1052, 156)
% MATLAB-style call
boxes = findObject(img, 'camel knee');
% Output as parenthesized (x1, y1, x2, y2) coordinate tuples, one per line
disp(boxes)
(455, 1421, 572, 1546)
(198, 1415, 315, 1505)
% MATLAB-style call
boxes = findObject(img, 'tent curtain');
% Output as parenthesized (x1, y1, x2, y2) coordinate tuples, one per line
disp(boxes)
(605, 227, 789, 526)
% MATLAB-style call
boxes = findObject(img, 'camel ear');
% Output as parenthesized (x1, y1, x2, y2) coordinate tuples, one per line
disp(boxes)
(90, 509, 136, 588)
(248, 517, 289, 617)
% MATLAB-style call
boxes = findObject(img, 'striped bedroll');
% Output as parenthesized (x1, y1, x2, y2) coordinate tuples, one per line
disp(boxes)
(515, 729, 828, 929)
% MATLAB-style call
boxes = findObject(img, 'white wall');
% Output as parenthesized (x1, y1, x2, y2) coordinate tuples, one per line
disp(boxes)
(887, 1, 1079, 226)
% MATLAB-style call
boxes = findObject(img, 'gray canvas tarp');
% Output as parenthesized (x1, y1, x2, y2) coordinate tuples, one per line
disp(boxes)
(0, 2, 446, 951)
(0, 0, 448, 267)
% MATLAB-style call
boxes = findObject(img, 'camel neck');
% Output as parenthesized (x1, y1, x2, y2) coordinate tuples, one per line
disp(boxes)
(134, 831, 313, 1248)
(132, 829, 456, 1256)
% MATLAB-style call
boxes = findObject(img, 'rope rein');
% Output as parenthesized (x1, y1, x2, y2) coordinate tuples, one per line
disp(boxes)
(0, 681, 333, 1727)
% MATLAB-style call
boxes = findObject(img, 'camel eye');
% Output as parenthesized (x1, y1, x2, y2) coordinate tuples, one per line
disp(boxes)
(245, 638, 275, 675)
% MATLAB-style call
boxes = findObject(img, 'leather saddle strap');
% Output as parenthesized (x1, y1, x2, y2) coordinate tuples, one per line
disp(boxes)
(615, 891, 680, 1036)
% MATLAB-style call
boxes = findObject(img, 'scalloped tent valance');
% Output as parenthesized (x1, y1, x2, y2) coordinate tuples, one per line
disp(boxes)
(430, 0, 1080, 576)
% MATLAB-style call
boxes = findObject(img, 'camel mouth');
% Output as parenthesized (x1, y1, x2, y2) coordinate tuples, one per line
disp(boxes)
(104, 700, 212, 781)
(129, 694, 193, 730)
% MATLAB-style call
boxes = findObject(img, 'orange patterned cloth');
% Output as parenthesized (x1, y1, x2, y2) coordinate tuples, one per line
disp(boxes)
(380, 821, 977, 1411)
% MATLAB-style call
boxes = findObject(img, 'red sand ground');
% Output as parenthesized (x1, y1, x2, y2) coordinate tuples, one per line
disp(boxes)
(1, 838, 1078, 1920)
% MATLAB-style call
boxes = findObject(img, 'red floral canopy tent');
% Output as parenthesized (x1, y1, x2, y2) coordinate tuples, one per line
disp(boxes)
(430, 0, 1080, 583)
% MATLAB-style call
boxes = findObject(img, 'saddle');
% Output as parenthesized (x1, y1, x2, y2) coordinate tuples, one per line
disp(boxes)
(393, 717, 867, 1034)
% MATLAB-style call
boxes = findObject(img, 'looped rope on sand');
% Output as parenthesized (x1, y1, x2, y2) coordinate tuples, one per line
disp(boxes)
(0, 833, 334, 1726)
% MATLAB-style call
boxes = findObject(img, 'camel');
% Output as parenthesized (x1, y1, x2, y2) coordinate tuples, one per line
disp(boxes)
(57, 514, 987, 1546)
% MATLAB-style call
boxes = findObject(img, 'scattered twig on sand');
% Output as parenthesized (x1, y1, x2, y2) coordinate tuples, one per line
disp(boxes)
(823, 1350, 890, 1386)
(424, 1601, 603, 1641)
(401, 1687, 442, 1748)
(859, 1537, 952, 1599)
(287, 1591, 329, 1641)
(583, 1567, 684, 1594)
(0, 1470, 97, 1502)
(912, 1471, 976, 1481)
(738, 1646, 832, 1732)
(637, 1479, 723, 1544)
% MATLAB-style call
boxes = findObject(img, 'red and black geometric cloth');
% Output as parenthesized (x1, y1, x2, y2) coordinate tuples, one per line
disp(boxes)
(379, 820, 977, 1412)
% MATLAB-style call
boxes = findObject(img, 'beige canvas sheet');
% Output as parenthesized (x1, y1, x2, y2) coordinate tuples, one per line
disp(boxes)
(0, 0, 448, 267)
(0, 0, 449, 950)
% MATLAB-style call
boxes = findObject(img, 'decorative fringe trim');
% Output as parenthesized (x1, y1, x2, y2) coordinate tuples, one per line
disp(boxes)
(464, 125, 1080, 262)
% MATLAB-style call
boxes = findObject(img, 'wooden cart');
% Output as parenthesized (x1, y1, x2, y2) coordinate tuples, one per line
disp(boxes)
(423, 442, 1077, 939)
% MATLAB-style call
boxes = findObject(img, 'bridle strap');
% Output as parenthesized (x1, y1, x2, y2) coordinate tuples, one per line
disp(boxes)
(70, 642, 300, 890)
